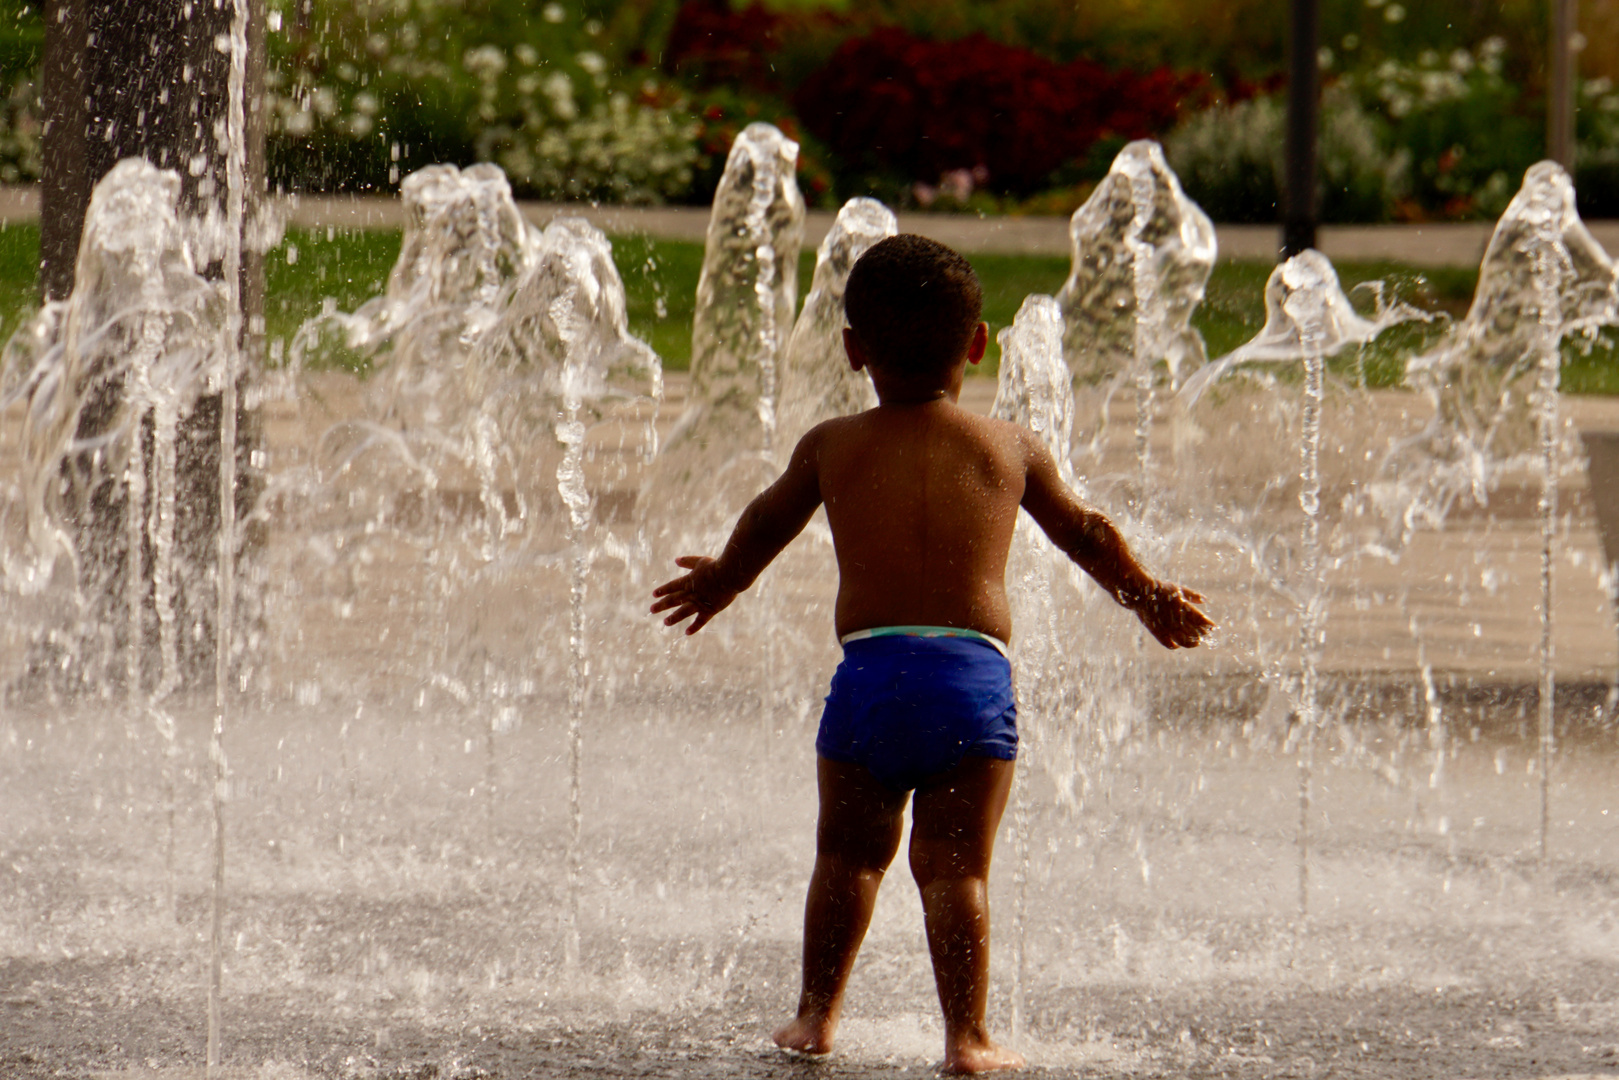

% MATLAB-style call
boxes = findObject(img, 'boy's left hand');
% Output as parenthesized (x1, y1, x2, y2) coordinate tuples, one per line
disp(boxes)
(651, 556, 739, 635)
(1133, 581, 1215, 650)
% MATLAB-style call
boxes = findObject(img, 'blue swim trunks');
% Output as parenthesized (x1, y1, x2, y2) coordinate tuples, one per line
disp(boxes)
(816, 627, 1018, 792)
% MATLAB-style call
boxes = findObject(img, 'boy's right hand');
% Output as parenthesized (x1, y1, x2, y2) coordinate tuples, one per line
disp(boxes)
(1130, 581, 1215, 650)
(651, 556, 740, 635)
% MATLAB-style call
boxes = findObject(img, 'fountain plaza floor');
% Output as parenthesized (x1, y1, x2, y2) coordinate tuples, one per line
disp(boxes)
(4, 284, 1619, 1080)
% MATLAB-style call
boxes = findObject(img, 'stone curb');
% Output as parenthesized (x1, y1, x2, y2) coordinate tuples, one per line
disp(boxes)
(4, 185, 1616, 268)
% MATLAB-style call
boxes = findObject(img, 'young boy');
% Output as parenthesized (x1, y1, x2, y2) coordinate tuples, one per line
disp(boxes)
(651, 235, 1212, 1074)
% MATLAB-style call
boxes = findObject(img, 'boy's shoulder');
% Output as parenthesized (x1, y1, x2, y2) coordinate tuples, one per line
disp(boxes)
(935, 404, 1042, 451)
(794, 411, 861, 452)
(800, 404, 1036, 461)
(811, 403, 1029, 435)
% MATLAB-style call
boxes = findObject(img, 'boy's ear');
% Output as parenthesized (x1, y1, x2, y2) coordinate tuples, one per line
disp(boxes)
(843, 326, 868, 372)
(966, 321, 989, 365)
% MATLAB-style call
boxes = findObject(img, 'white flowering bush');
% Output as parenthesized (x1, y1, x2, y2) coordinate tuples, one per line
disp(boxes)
(0, 12, 38, 185)
(1338, 39, 1530, 217)
(1352, 39, 1508, 121)
(1166, 85, 1400, 223)
(463, 43, 698, 203)
(264, 0, 700, 202)
(1166, 37, 1619, 222)
(0, 71, 39, 184)
(480, 85, 699, 203)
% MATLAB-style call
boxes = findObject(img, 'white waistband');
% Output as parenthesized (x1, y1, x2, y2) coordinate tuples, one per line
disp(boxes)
(839, 625, 1009, 657)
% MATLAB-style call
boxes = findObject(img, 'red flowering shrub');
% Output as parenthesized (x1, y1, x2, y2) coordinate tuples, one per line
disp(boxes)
(793, 28, 1203, 194)
(664, 0, 853, 96)
(664, 0, 788, 92)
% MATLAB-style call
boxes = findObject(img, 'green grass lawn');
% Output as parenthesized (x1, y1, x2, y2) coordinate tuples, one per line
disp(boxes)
(262, 230, 1523, 385)
(5, 220, 1617, 394)
(265, 227, 403, 347)
(0, 222, 44, 347)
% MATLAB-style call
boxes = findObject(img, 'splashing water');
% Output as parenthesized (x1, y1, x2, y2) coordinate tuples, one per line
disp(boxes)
(990, 295, 1074, 1044)
(388, 164, 533, 334)
(277, 164, 546, 743)
(297, 164, 534, 425)
(14, 117, 1619, 1079)
(994, 293, 1102, 730)
(991, 294, 1160, 1036)
(478, 218, 661, 417)
(1382, 163, 1618, 538)
(266, 173, 662, 999)
(992, 295, 1082, 748)
(1052, 141, 1213, 842)
(1176, 248, 1432, 912)
(1288, 257, 1331, 917)
(632, 125, 810, 729)
(210, 4, 252, 1070)
(473, 213, 660, 967)
(1180, 250, 1427, 404)
(656, 122, 804, 533)
(1058, 141, 1215, 472)
(775, 197, 894, 451)
(475, 212, 663, 545)
(993, 296, 1075, 483)
(0, 160, 228, 690)
(1368, 164, 1617, 861)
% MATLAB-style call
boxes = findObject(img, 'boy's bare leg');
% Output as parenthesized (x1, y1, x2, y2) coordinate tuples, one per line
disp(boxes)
(774, 757, 908, 1054)
(910, 755, 1025, 1074)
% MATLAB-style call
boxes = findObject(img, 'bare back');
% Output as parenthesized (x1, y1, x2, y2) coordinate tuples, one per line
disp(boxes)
(652, 378, 1209, 653)
(808, 401, 1029, 642)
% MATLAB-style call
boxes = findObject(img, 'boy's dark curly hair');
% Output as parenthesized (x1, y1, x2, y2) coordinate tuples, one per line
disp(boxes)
(843, 234, 983, 376)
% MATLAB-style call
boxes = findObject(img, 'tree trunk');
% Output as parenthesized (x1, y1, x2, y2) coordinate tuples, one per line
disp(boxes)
(34, 0, 266, 699)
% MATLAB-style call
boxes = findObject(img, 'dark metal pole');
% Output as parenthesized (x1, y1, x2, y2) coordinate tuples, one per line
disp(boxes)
(1548, 0, 1577, 169)
(1283, 0, 1321, 258)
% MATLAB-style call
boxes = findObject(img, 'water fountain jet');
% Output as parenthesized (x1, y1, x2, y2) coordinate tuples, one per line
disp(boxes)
(990, 294, 1075, 1046)
(7, 107, 1619, 1080)
(475, 212, 661, 967)
(1179, 247, 1433, 912)
(775, 197, 894, 451)
(653, 122, 804, 535)
(1389, 161, 1618, 862)
(1058, 140, 1215, 500)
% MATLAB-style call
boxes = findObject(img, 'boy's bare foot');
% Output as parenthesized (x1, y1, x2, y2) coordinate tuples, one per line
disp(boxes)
(773, 1014, 836, 1055)
(942, 1037, 1026, 1074)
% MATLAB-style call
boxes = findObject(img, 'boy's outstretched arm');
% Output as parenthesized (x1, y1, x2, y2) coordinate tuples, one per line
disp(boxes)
(1018, 433, 1214, 650)
(651, 429, 826, 634)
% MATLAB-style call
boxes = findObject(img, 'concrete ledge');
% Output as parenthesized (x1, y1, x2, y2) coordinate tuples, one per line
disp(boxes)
(4, 186, 1617, 268)
(0, 184, 37, 220)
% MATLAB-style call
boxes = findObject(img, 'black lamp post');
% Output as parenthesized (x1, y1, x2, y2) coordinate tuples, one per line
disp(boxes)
(1548, 0, 1577, 169)
(1283, 0, 1320, 259)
